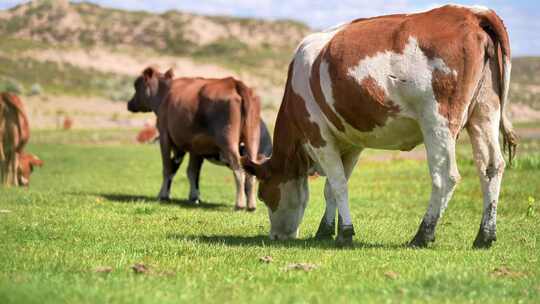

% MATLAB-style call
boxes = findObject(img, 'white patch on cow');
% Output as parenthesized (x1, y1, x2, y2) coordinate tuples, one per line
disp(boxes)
(409, 4, 490, 15)
(448, 4, 491, 14)
(268, 178, 308, 240)
(314, 36, 457, 151)
(347, 36, 452, 100)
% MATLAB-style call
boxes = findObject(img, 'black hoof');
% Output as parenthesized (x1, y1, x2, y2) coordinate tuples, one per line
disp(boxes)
(158, 196, 170, 202)
(247, 207, 257, 212)
(336, 225, 355, 248)
(315, 218, 335, 240)
(189, 198, 200, 205)
(408, 234, 432, 248)
(473, 230, 496, 249)
(234, 206, 246, 211)
(409, 219, 436, 248)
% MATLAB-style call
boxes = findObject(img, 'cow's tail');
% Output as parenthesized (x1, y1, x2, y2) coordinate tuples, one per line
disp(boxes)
(236, 80, 261, 160)
(478, 9, 517, 165)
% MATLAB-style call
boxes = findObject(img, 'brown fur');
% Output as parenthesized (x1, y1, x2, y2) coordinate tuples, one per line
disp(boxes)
(0, 92, 30, 186)
(17, 152, 43, 187)
(244, 63, 323, 210)
(136, 123, 158, 144)
(128, 67, 261, 207)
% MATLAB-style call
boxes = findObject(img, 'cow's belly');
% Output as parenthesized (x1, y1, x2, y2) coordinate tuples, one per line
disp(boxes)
(338, 116, 424, 151)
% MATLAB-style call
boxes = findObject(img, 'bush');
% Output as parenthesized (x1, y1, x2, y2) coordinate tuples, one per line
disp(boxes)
(0, 78, 24, 94)
(29, 83, 43, 96)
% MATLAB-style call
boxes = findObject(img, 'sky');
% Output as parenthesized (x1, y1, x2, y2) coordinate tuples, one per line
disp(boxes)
(1, 0, 538, 56)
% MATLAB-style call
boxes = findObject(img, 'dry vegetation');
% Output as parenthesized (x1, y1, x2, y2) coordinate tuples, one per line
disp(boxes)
(0, 0, 539, 129)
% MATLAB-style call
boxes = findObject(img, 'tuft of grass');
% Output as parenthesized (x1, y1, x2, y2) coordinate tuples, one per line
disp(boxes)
(0, 129, 539, 303)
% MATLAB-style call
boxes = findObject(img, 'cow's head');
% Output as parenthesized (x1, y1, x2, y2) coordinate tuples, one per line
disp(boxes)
(17, 152, 43, 187)
(127, 67, 174, 113)
(243, 157, 308, 240)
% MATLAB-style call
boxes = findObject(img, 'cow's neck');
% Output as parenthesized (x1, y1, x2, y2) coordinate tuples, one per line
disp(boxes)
(150, 80, 171, 114)
(268, 98, 312, 180)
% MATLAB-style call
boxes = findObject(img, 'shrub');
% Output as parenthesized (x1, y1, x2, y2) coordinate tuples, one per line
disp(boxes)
(29, 83, 43, 96)
(0, 78, 24, 94)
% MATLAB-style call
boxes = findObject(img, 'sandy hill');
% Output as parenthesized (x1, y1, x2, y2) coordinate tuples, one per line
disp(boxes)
(0, 0, 538, 129)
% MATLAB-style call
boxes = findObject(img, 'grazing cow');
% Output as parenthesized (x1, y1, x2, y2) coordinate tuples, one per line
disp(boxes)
(243, 5, 517, 248)
(0, 92, 30, 186)
(136, 122, 159, 144)
(128, 67, 270, 211)
(17, 152, 43, 187)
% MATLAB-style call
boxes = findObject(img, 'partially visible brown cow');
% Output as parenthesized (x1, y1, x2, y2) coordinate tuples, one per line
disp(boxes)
(136, 122, 159, 144)
(0, 92, 30, 186)
(127, 67, 262, 211)
(18, 152, 43, 187)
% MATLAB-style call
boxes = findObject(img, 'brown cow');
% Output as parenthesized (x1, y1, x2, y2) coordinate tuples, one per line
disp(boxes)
(18, 152, 43, 187)
(243, 5, 517, 248)
(0, 92, 30, 186)
(127, 68, 262, 211)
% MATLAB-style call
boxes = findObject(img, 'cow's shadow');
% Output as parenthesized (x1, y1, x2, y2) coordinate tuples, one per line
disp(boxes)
(73, 192, 229, 210)
(168, 233, 407, 250)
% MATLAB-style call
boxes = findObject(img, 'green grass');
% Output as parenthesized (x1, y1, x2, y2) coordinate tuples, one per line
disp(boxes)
(0, 129, 539, 303)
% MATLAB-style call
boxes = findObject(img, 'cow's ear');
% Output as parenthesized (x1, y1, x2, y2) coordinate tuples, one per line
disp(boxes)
(31, 155, 43, 167)
(164, 68, 174, 80)
(142, 67, 155, 82)
(241, 156, 270, 180)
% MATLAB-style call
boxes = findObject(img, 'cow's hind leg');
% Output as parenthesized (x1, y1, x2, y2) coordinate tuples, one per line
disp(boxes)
(245, 174, 257, 212)
(315, 150, 361, 240)
(221, 145, 246, 211)
(467, 92, 505, 249)
(187, 154, 203, 204)
(410, 119, 460, 247)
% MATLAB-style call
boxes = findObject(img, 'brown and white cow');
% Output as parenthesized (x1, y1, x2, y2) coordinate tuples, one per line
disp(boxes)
(1, 92, 30, 186)
(127, 67, 263, 210)
(243, 5, 517, 248)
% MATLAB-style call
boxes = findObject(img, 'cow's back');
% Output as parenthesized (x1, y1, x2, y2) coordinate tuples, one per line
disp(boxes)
(161, 77, 245, 154)
(292, 5, 492, 151)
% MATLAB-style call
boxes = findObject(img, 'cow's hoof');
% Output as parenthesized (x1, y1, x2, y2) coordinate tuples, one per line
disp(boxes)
(315, 218, 335, 240)
(473, 230, 496, 249)
(408, 233, 434, 248)
(158, 196, 170, 202)
(335, 235, 354, 248)
(189, 198, 200, 205)
(234, 206, 246, 211)
(247, 207, 257, 212)
(336, 225, 355, 248)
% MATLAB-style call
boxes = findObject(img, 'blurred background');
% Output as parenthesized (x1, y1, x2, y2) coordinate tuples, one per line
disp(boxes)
(0, 0, 538, 138)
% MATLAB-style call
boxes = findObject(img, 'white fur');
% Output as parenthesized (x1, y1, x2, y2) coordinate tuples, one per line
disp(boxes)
(410, 4, 490, 15)
(268, 178, 308, 240)
(448, 4, 490, 14)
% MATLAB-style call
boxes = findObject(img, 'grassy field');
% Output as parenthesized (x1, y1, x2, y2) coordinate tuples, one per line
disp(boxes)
(1, 129, 539, 303)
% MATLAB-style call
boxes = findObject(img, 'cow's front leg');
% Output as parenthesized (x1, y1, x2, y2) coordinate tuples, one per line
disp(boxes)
(310, 146, 357, 247)
(410, 125, 460, 248)
(187, 154, 203, 204)
(158, 138, 184, 201)
(316, 150, 361, 240)
(314, 182, 336, 240)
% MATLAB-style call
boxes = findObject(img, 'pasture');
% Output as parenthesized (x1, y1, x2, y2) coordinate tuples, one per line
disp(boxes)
(1, 128, 539, 303)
